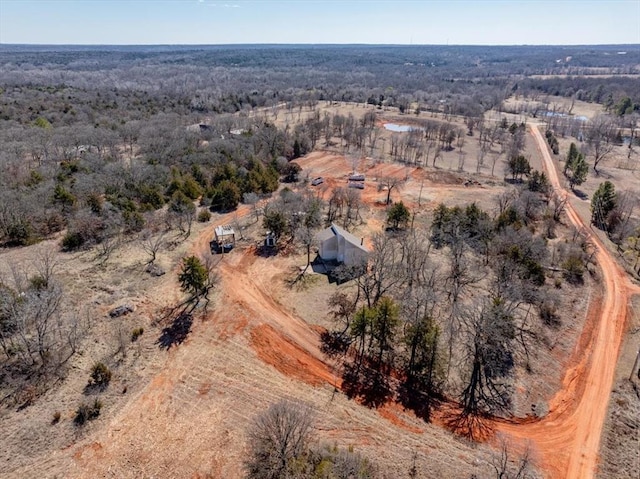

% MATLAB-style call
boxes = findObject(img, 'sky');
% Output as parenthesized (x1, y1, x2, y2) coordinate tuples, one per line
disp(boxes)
(0, 0, 639, 45)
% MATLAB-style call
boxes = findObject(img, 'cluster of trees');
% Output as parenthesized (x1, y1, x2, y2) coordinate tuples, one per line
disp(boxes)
(547, 134, 639, 277)
(563, 143, 588, 190)
(298, 109, 519, 177)
(544, 130, 559, 154)
(1, 44, 636, 255)
(322, 175, 589, 428)
(518, 76, 640, 113)
(2, 45, 637, 118)
(0, 40, 636, 395)
(245, 399, 538, 479)
(589, 180, 640, 277)
(0, 110, 307, 250)
(263, 189, 324, 243)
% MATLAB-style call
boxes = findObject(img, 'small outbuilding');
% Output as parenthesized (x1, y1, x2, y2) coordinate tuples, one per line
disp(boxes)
(264, 231, 276, 248)
(316, 223, 369, 267)
(210, 225, 235, 254)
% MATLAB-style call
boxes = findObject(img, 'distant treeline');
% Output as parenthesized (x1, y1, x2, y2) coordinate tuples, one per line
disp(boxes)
(1, 45, 639, 117)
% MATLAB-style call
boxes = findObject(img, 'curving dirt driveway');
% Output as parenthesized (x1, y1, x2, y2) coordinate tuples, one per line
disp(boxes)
(494, 125, 632, 478)
(210, 135, 633, 478)
(194, 135, 633, 478)
(55, 140, 632, 479)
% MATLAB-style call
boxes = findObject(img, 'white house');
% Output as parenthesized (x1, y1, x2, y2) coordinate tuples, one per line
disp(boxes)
(316, 223, 369, 267)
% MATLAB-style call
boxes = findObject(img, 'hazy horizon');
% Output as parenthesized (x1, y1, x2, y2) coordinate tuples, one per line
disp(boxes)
(1, 42, 638, 47)
(1, 0, 639, 46)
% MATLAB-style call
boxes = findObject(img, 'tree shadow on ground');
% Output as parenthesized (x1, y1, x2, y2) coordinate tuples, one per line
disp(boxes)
(571, 188, 589, 200)
(254, 244, 279, 258)
(328, 264, 366, 285)
(341, 363, 392, 408)
(445, 410, 494, 441)
(157, 312, 193, 350)
(504, 178, 525, 186)
(397, 382, 442, 423)
(320, 330, 350, 358)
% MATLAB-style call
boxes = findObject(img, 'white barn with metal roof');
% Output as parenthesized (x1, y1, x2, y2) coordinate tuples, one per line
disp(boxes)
(316, 223, 369, 267)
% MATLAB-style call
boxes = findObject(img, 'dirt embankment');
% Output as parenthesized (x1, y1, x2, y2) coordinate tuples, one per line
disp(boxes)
(200, 135, 634, 478)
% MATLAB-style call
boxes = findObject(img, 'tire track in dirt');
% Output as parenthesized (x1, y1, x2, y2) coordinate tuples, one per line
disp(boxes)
(491, 125, 632, 479)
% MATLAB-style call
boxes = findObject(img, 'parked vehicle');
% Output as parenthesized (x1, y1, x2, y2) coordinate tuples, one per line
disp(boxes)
(311, 177, 324, 186)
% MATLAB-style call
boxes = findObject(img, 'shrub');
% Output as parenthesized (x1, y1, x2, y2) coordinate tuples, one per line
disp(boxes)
(5, 220, 35, 246)
(86, 193, 103, 214)
(197, 209, 211, 223)
(539, 301, 560, 327)
(89, 362, 112, 389)
(181, 176, 203, 200)
(29, 274, 48, 291)
(61, 231, 85, 251)
(123, 210, 145, 233)
(52, 411, 61, 425)
(208, 180, 241, 211)
(41, 211, 65, 236)
(562, 255, 585, 284)
(131, 327, 144, 342)
(74, 399, 102, 426)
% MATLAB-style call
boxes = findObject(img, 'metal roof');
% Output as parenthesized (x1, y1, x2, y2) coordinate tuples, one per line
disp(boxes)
(315, 223, 369, 253)
(214, 225, 235, 237)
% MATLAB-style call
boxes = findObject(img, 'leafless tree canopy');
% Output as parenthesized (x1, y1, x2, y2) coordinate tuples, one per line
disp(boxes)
(245, 399, 315, 479)
(489, 434, 539, 479)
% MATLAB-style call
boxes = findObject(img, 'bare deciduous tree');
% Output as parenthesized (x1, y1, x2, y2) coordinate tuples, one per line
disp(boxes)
(377, 176, 404, 205)
(490, 434, 538, 479)
(141, 229, 166, 267)
(458, 299, 516, 422)
(586, 115, 616, 174)
(243, 192, 261, 223)
(245, 399, 315, 479)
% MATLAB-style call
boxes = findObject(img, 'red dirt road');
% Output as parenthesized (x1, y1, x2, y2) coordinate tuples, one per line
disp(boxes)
(220, 141, 634, 478)
(494, 125, 632, 478)
(57, 140, 632, 478)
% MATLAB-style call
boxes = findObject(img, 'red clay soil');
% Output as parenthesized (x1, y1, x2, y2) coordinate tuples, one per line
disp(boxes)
(291, 132, 634, 478)
(59, 139, 632, 478)
(488, 125, 633, 479)
(250, 324, 339, 388)
(231, 138, 633, 478)
(210, 136, 632, 478)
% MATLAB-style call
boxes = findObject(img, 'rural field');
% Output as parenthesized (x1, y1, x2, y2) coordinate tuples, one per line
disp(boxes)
(0, 43, 639, 479)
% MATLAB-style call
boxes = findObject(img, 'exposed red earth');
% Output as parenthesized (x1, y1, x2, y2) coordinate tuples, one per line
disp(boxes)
(490, 125, 633, 479)
(213, 129, 635, 478)
(51, 126, 633, 478)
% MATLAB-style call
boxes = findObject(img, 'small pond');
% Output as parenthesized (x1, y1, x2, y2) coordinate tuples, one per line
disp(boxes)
(543, 111, 588, 122)
(383, 123, 416, 132)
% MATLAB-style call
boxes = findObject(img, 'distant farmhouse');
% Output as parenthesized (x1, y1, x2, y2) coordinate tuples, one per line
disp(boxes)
(316, 223, 369, 267)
